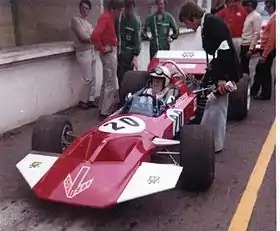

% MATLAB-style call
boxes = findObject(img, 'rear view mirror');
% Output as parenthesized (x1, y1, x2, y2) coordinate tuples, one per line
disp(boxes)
(125, 92, 133, 102)
(166, 95, 175, 105)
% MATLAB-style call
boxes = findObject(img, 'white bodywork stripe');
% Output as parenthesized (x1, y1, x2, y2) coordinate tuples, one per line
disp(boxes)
(178, 63, 196, 69)
(156, 50, 213, 60)
(152, 137, 180, 146)
(16, 153, 58, 188)
(117, 162, 183, 203)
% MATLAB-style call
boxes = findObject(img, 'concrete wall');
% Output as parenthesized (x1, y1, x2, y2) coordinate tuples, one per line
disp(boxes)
(0, 0, 15, 48)
(14, 0, 101, 45)
(12, 0, 202, 46)
(0, 0, 215, 48)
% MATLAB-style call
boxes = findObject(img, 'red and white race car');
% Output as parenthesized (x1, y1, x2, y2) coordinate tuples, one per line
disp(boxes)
(17, 51, 250, 208)
(17, 60, 216, 208)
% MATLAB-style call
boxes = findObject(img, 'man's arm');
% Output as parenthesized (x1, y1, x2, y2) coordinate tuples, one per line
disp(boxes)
(169, 14, 179, 40)
(261, 17, 276, 61)
(141, 16, 151, 41)
(132, 16, 142, 57)
(249, 14, 262, 51)
(91, 16, 107, 53)
(115, 15, 120, 42)
(71, 17, 91, 44)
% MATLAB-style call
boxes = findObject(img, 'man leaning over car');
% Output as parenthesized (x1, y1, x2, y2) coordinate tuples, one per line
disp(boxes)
(179, 0, 241, 153)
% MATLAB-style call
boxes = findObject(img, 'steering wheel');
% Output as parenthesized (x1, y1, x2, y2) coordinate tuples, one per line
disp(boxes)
(138, 93, 159, 109)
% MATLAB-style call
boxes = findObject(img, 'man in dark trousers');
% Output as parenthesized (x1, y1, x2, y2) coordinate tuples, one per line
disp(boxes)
(251, 0, 276, 100)
(115, 0, 142, 89)
(142, 0, 179, 60)
(179, 0, 241, 153)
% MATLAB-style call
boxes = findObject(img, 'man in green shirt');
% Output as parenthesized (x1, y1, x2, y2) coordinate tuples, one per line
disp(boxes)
(142, 0, 179, 60)
(115, 0, 142, 87)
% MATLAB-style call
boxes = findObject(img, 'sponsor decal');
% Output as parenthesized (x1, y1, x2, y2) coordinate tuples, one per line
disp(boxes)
(147, 176, 160, 184)
(29, 161, 42, 168)
(64, 166, 94, 199)
(182, 51, 194, 58)
(166, 109, 184, 136)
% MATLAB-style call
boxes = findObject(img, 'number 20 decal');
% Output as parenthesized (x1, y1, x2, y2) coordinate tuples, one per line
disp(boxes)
(98, 116, 146, 134)
(166, 109, 184, 136)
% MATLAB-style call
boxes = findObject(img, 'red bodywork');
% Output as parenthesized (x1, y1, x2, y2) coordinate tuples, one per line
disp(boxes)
(30, 68, 197, 208)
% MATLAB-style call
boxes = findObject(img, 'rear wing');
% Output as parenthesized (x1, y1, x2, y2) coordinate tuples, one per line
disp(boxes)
(155, 50, 214, 64)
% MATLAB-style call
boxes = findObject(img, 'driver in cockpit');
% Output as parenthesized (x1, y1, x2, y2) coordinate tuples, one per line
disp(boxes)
(144, 65, 172, 99)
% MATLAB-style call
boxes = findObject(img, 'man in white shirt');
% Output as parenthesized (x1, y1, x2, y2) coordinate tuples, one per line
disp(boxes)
(71, 0, 97, 109)
(240, 0, 262, 75)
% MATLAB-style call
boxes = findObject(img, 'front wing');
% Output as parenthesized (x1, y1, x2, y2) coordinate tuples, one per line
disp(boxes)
(16, 152, 183, 207)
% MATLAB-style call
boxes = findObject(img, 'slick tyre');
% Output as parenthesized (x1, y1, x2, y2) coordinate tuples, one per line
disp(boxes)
(119, 70, 150, 106)
(31, 115, 73, 153)
(227, 74, 251, 120)
(179, 124, 215, 192)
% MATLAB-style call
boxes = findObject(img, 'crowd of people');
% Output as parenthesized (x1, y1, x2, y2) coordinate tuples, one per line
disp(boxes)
(71, 0, 179, 119)
(212, 0, 276, 100)
(70, 0, 276, 152)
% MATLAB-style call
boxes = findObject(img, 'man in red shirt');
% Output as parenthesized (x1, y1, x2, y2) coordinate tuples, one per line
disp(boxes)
(91, 0, 122, 119)
(216, 0, 248, 58)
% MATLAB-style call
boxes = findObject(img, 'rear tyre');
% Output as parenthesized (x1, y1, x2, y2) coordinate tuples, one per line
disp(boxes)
(119, 70, 150, 106)
(178, 124, 215, 192)
(31, 115, 73, 153)
(227, 74, 251, 120)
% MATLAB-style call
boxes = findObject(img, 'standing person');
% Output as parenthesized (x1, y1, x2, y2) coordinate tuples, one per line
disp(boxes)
(115, 0, 142, 89)
(251, 0, 276, 100)
(91, 0, 122, 119)
(240, 0, 262, 75)
(211, 0, 228, 14)
(71, 0, 97, 109)
(216, 0, 248, 58)
(142, 0, 179, 60)
(179, 0, 241, 153)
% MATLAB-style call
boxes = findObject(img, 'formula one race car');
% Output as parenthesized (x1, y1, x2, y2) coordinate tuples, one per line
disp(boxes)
(16, 60, 215, 208)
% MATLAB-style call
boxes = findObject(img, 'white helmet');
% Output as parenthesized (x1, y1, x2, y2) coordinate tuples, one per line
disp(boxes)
(149, 65, 171, 87)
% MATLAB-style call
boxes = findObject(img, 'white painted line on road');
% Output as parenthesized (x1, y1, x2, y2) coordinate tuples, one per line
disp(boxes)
(227, 120, 276, 231)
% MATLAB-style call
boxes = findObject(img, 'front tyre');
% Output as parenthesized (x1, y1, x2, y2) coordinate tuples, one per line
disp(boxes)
(31, 115, 73, 153)
(178, 124, 215, 192)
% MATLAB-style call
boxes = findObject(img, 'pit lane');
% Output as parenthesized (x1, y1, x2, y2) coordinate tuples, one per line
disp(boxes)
(0, 88, 275, 231)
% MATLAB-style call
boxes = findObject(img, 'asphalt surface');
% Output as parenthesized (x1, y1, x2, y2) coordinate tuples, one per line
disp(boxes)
(0, 84, 276, 231)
